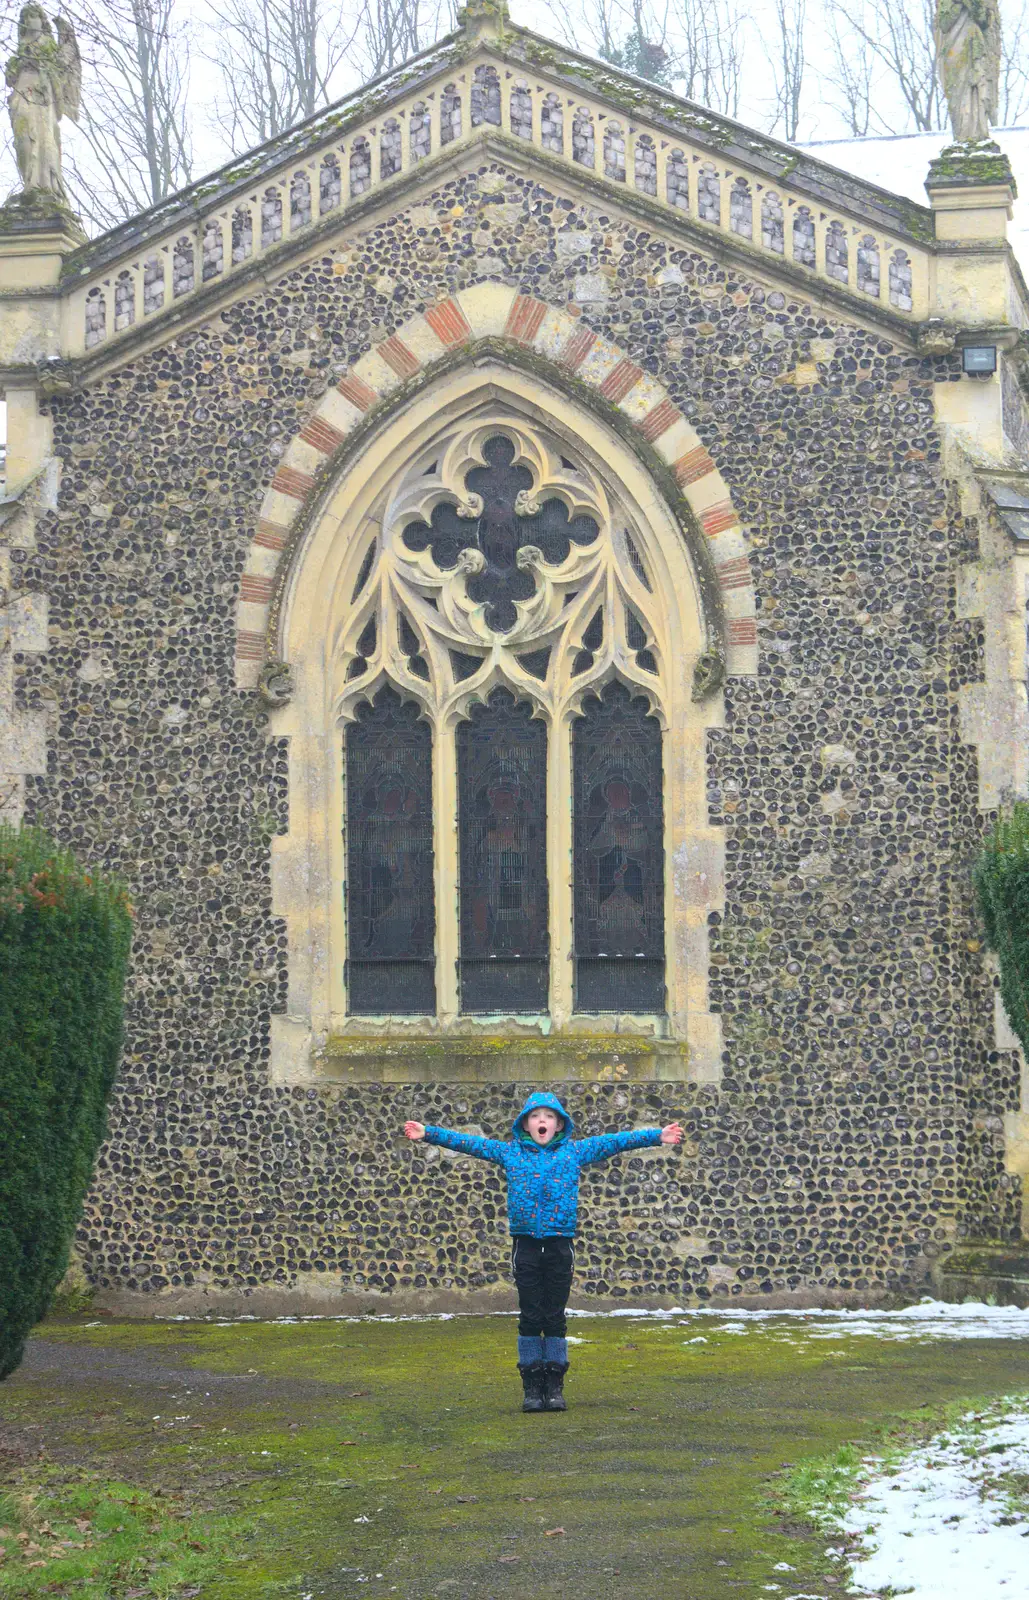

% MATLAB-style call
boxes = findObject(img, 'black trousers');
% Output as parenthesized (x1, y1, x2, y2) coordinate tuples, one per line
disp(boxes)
(511, 1235, 575, 1338)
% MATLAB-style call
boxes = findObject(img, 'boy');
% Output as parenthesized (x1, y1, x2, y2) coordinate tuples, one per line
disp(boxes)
(404, 1092, 683, 1413)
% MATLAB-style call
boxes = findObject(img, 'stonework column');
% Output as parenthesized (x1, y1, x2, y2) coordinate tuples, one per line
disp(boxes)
(925, 142, 1029, 1213)
(0, 202, 81, 822)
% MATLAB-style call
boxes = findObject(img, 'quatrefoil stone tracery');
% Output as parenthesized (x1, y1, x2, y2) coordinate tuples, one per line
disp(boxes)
(401, 434, 601, 633)
(339, 418, 667, 724)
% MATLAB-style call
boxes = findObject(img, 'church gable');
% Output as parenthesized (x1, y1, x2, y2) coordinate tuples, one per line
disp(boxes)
(5, 2, 1029, 1308)
(46, 15, 934, 379)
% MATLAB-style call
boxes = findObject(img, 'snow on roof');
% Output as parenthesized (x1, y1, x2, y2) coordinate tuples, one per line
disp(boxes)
(800, 126, 1029, 280)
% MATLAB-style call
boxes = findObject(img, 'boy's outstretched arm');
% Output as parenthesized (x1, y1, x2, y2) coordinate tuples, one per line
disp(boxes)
(403, 1120, 508, 1165)
(575, 1122, 683, 1165)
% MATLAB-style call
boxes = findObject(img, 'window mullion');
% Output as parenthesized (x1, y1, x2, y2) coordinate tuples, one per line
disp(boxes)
(435, 716, 460, 1023)
(549, 710, 574, 1025)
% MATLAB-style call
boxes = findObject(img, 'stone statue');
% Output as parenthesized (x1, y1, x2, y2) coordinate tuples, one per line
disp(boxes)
(935, 0, 1002, 142)
(5, 5, 80, 201)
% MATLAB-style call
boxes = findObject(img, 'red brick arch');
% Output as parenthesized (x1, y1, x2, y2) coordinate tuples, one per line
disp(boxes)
(234, 282, 757, 687)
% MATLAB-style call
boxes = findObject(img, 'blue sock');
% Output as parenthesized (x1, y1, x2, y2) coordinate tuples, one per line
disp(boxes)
(517, 1335, 544, 1365)
(543, 1336, 567, 1365)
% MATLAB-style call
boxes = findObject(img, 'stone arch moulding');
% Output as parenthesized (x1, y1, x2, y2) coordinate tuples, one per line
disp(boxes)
(234, 283, 758, 690)
(233, 282, 757, 1089)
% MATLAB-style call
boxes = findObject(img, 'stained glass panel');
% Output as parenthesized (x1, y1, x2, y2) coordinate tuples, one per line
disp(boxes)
(573, 681, 665, 1012)
(457, 689, 549, 1013)
(345, 687, 435, 1014)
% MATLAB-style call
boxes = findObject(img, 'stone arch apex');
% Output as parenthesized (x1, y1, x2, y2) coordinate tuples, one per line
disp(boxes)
(234, 281, 758, 689)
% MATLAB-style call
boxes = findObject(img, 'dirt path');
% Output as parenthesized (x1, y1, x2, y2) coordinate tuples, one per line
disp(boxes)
(2, 1309, 1028, 1598)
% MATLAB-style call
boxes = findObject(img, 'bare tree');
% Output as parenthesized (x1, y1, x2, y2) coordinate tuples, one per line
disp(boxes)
(204, 0, 452, 155)
(823, 2, 876, 135)
(560, 0, 624, 68)
(998, 0, 1029, 124)
(583, 0, 675, 85)
(204, 0, 359, 149)
(353, 0, 452, 81)
(824, 0, 943, 135)
(671, 0, 748, 117)
(763, 0, 805, 140)
(63, 0, 193, 229)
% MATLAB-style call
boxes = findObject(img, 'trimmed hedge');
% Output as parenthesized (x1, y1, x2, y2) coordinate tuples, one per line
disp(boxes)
(973, 803, 1029, 1062)
(0, 826, 132, 1379)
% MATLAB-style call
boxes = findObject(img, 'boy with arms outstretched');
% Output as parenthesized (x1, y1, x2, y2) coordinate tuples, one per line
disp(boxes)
(404, 1092, 683, 1413)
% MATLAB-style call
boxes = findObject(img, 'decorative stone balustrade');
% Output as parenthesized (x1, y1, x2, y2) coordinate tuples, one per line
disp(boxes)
(64, 52, 928, 358)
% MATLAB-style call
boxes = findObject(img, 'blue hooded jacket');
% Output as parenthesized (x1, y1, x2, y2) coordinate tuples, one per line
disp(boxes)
(422, 1091, 663, 1238)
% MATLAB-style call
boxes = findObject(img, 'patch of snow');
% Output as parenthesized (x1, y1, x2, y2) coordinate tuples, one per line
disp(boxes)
(798, 126, 1029, 278)
(834, 1406, 1029, 1598)
(132, 1298, 1029, 1339)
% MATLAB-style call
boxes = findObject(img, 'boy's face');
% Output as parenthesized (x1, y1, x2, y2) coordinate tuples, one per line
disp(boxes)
(525, 1107, 563, 1145)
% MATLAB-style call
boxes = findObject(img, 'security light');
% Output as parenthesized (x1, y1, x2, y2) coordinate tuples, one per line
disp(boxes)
(962, 345, 997, 374)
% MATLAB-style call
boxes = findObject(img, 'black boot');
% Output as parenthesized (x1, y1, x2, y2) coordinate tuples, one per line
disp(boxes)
(543, 1361, 568, 1412)
(518, 1362, 547, 1413)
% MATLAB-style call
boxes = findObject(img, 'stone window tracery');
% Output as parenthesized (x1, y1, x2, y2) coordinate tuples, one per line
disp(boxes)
(541, 92, 563, 153)
(572, 107, 595, 167)
(202, 218, 224, 281)
(380, 118, 402, 178)
(350, 137, 371, 196)
(143, 255, 164, 314)
(337, 417, 673, 1022)
(825, 219, 848, 283)
(604, 121, 626, 181)
(857, 233, 880, 296)
(173, 235, 194, 297)
(889, 248, 913, 311)
(440, 84, 462, 144)
(320, 153, 342, 210)
(290, 169, 312, 228)
(729, 176, 752, 239)
(84, 286, 106, 348)
(261, 187, 282, 248)
(231, 206, 253, 263)
(666, 149, 689, 210)
(471, 63, 501, 126)
(510, 80, 533, 139)
(114, 271, 134, 331)
(410, 102, 431, 161)
(697, 162, 720, 224)
(761, 191, 784, 253)
(634, 134, 657, 195)
(793, 204, 815, 268)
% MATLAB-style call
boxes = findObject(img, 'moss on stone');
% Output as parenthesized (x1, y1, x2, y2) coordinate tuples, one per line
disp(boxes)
(5, 1314, 1029, 1597)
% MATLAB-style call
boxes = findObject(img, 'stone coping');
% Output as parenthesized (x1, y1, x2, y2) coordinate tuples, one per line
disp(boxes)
(315, 1034, 692, 1083)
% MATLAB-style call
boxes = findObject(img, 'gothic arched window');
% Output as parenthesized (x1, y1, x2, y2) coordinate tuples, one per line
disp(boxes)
(338, 420, 674, 1022)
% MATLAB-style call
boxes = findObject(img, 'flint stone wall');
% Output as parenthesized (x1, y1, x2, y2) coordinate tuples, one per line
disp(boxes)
(14, 160, 1021, 1310)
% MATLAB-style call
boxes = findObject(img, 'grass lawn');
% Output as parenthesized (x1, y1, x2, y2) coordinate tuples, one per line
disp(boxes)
(0, 1307, 1027, 1597)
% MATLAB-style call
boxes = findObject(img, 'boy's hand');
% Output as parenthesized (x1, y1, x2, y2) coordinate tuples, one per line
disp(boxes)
(659, 1122, 683, 1146)
(404, 1121, 426, 1141)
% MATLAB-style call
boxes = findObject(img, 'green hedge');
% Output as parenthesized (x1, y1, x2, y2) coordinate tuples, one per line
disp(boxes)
(973, 803, 1029, 1062)
(0, 826, 132, 1379)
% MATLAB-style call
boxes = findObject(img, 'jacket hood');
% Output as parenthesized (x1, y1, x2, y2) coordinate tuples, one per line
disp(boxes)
(514, 1091, 574, 1143)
